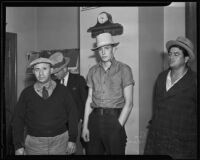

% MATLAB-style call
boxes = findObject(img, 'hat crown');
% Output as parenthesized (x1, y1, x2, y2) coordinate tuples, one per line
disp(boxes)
(29, 57, 53, 67)
(176, 36, 194, 51)
(96, 32, 115, 47)
(49, 52, 64, 65)
(49, 52, 70, 74)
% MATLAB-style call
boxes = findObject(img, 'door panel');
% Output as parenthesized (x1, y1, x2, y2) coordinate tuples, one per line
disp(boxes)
(5, 32, 17, 155)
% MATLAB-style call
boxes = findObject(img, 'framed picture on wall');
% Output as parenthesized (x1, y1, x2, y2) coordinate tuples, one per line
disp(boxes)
(25, 48, 80, 86)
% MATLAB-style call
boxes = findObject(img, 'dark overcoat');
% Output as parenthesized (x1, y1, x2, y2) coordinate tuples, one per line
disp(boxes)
(144, 67, 197, 159)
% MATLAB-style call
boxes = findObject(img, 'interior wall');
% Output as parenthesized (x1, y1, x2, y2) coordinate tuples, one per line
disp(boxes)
(163, 2, 185, 70)
(138, 7, 164, 154)
(80, 7, 139, 154)
(37, 7, 79, 50)
(6, 7, 38, 99)
(6, 7, 79, 98)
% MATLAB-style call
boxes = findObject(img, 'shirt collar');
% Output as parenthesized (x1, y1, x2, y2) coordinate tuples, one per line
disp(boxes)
(63, 72, 69, 80)
(99, 57, 117, 70)
(35, 79, 56, 92)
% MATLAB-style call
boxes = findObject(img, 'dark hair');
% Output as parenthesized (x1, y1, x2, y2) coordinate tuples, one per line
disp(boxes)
(168, 45, 189, 57)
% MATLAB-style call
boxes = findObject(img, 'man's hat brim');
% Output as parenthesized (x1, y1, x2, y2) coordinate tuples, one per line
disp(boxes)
(29, 57, 53, 68)
(91, 42, 119, 51)
(52, 57, 70, 74)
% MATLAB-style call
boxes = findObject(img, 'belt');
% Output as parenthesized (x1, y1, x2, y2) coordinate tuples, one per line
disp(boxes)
(93, 108, 122, 116)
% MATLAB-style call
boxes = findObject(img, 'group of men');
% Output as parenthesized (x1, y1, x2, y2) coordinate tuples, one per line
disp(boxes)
(12, 32, 197, 158)
(13, 32, 134, 155)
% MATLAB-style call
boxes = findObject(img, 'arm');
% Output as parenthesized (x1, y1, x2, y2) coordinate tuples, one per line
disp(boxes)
(66, 89, 78, 154)
(118, 84, 133, 126)
(82, 87, 93, 142)
(79, 76, 88, 121)
(12, 90, 27, 155)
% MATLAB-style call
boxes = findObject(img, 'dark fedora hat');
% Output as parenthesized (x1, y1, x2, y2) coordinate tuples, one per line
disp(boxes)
(49, 52, 70, 74)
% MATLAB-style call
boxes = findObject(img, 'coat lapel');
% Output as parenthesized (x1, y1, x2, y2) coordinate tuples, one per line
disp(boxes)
(164, 68, 192, 98)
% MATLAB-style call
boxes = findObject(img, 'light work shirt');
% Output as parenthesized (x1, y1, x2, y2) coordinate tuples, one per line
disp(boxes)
(34, 79, 56, 97)
(87, 58, 135, 109)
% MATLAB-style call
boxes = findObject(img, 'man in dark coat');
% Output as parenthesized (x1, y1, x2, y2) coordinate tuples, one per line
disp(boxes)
(49, 52, 88, 155)
(144, 36, 197, 159)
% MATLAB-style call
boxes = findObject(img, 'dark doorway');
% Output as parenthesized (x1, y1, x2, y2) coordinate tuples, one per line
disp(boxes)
(185, 2, 197, 72)
(5, 32, 17, 155)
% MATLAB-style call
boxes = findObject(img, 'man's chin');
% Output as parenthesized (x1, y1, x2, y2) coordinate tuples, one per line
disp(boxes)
(37, 80, 49, 84)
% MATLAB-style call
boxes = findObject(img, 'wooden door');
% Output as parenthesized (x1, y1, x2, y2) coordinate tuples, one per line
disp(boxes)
(5, 32, 17, 155)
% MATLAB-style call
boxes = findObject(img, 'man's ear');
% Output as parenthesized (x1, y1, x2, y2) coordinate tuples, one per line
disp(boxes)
(113, 46, 117, 54)
(185, 56, 190, 63)
(50, 68, 54, 74)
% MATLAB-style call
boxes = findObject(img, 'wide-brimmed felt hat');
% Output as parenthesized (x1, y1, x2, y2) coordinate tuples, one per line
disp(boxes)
(166, 36, 195, 61)
(49, 52, 70, 74)
(29, 57, 53, 68)
(91, 32, 119, 51)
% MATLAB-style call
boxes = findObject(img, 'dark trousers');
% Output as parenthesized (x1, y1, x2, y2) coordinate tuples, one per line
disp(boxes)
(87, 108, 127, 155)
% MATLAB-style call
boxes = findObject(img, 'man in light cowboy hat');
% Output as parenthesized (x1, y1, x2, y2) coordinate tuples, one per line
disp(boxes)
(144, 36, 197, 159)
(49, 52, 88, 155)
(13, 56, 78, 155)
(82, 32, 135, 154)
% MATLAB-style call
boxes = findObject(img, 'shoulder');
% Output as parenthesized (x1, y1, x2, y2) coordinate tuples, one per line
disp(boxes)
(87, 64, 99, 75)
(18, 85, 34, 100)
(189, 68, 197, 78)
(70, 73, 85, 80)
(21, 85, 34, 95)
(188, 68, 197, 84)
(157, 69, 169, 79)
(116, 60, 132, 72)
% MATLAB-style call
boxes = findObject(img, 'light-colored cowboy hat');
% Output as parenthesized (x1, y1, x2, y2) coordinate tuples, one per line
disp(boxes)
(29, 57, 53, 68)
(49, 52, 70, 74)
(91, 32, 119, 51)
(166, 36, 195, 61)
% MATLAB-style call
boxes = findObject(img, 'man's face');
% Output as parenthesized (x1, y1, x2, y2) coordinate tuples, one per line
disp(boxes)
(168, 47, 189, 69)
(98, 44, 114, 62)
(54, 67, 67, 80)
(33, 63, 52, 84)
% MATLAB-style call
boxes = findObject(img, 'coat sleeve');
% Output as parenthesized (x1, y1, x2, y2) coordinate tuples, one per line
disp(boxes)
(12, 90, 26, 150)
(65, 89, 78, 142)
(78, 75, 88, 120)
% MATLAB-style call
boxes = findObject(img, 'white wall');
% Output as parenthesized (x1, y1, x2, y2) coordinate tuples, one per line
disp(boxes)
(138, 7, 164, 154)
(6, 7, 38, 99)
(6, 7, 79, 98)
(163, 2, 185, 69)
(80, 7, 139, 154)
(37, 7, 79, 50)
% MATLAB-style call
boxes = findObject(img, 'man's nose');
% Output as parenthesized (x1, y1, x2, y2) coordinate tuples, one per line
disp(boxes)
(102, 48, 105, 54)
(39, 70, 44, 76)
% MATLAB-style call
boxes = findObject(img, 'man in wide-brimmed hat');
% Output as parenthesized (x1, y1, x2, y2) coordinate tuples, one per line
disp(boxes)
(13, 56, 78, 155)
(82, 32, 135, 155)
(144, 36, 197, 159)
(49, 52, 88, 155)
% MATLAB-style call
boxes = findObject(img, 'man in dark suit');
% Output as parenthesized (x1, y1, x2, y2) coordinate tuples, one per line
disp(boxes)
(49, 52, 88, 155)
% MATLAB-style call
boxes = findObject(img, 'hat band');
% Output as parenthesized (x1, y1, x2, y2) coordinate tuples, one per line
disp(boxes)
(53, 58, 66, 68)
(177, 40, 193, 50)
